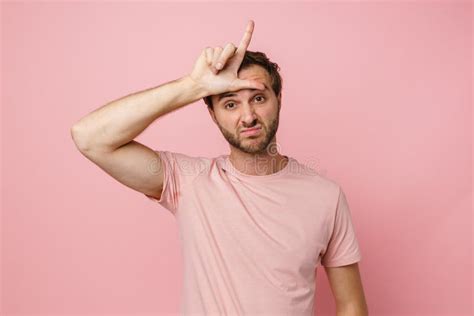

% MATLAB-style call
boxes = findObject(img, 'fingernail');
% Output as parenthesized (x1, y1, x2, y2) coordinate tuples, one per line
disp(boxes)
(216, 63, 222, 70)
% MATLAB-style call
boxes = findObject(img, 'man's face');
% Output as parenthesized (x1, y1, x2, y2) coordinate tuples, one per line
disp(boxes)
(208, 65, 281, 155)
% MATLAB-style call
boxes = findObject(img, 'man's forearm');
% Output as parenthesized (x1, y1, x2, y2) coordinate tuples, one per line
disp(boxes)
(71, 75, 207, 152)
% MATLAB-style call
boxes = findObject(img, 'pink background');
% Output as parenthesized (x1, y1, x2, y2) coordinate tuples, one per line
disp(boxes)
(1, 1, 472, 316)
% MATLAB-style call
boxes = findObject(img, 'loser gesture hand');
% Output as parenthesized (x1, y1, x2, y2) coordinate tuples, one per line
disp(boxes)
(188, 20, 266, 96)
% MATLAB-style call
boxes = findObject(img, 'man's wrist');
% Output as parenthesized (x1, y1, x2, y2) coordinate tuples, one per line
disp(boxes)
(181, 75, 209, 100)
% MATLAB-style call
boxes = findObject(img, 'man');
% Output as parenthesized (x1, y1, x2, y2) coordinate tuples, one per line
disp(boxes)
(71, 20, 368, 316)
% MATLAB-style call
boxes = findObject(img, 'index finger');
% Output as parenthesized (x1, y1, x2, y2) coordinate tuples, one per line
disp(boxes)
(235, 20, 254, 58)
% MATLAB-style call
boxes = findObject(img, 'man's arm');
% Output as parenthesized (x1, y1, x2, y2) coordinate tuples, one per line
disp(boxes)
(71, 75, 207, 152)
(325, 263, 369, 316)
(70, 76, 208, 199)
(70, 20, 263, 200)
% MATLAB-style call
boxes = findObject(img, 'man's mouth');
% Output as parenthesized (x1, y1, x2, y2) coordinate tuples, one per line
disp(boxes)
(241, 126, 262, 136)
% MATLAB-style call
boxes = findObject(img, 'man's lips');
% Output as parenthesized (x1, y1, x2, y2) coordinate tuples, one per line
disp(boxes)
(241, 126, 262, 136)
(241, 126, 262, 133)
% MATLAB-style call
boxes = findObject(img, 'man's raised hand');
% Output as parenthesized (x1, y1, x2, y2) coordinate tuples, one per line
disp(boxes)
(187, 20, 266, 96)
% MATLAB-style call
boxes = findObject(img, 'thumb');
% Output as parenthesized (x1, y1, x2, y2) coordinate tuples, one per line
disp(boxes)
(231, 79, 266, 91)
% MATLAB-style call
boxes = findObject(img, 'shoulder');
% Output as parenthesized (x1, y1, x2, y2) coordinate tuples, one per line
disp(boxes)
(152, 150, 208, 177)
(290, 157, 341, 196)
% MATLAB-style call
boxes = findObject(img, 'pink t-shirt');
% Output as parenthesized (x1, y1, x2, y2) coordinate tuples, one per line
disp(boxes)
(146, 150, 362, 315)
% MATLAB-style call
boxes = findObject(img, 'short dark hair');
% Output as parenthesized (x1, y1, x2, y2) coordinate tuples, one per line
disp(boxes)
(203, 50, 283, 110)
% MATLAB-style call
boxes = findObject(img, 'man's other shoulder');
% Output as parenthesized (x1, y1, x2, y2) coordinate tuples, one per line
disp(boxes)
(155, 150, 215, 177)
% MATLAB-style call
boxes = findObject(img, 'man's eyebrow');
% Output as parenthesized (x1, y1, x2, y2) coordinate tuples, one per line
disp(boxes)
(216, 84, 269, 102)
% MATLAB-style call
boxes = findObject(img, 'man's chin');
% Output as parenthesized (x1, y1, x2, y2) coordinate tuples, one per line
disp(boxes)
(238, 140, 271, 154)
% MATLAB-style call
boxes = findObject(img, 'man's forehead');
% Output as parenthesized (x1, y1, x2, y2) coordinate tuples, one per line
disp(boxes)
(215, 82, 270, 102)
(212, 65, 273, 101)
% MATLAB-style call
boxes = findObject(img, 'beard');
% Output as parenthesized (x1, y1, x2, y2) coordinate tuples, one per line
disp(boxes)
(217, 108, 280, 155)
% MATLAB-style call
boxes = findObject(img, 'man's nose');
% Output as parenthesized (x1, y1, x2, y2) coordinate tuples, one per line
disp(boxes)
(241, 103, 257, 127)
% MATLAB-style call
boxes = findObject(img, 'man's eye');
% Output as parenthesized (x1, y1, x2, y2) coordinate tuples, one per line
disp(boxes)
(224, 102, 235, 109)
(224, 96, 264, 109)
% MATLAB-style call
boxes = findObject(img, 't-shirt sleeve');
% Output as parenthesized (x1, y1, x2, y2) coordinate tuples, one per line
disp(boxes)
(321, 186, 362, 267)
(144, 150, 207, 215)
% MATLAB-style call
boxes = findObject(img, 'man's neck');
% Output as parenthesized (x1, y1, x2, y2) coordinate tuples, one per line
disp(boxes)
(228, 151, 289, 176)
